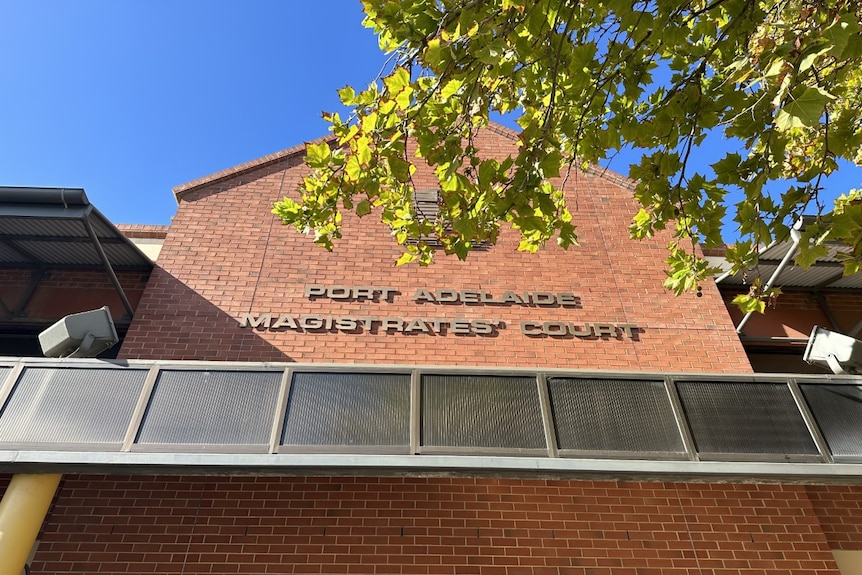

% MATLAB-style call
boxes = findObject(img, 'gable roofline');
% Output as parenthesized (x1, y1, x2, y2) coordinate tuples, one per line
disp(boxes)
(116, 224, 170, 240)
(173, 135, 337, 201)
(172, 122, 634, 201)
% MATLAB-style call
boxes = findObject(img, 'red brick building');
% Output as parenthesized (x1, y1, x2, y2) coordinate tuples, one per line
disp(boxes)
(1, 126, 861, 574)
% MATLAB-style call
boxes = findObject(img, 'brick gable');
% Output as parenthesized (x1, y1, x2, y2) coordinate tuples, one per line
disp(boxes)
(121, 128, 749, 372)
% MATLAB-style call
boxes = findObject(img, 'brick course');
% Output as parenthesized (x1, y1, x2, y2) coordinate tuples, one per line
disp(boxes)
(806, 486, 862, 551)
(0, 268, 149, 323)
(31, 475, 856, 575)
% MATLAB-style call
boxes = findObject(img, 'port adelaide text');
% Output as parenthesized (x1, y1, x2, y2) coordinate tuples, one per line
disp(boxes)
(239, 285, 639, 339)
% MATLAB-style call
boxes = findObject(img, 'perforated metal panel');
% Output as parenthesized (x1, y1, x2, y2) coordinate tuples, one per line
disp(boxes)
(422, 375, 545, 449)
(136, 370, 281, 445)
(677, 381, 818, 456)
(548, 378, 684, 454)
(282, 372, 410, 446)
(801, 384, 862, 457)
(0, 367, 146, 445)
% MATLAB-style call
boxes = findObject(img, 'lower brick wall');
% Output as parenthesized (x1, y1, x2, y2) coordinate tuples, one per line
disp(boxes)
(29, 475, 858, 574)
(806, 486, 862, 551)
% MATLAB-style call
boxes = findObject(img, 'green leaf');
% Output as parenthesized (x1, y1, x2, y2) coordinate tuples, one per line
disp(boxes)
(384, 67, 411, 94)
(844, 259, 862, 276)
(389, 155, 413, 181)
(356, 136, 372, 166)
(395, 251, 417, 266)
(799, 46, 830, 73)
(795, 242, 829, 269)
(305, 142, 331, 168)
(395, 86, 412, 109)
(440, 78, 463, 100)
(557, 221, 578, 248)
(539, 150, 562, 177)
(345, 155, 362, 181)
(271, 198, 301, 221)
(732, 294, 766, 314)
(337, 85, 356, 105)
(711, 153, 742, 185)
(356, 199, 371, 216)
(361, 112, 377, 133)
(425, 38, 444, 67)
(824, 14, 861, 58)
(452, 217, 478, 238)
(775, 87, 833, 131)
(474, 39, 507, 65)
(630, 208, 653, 239)
(517, 238, 539, 253)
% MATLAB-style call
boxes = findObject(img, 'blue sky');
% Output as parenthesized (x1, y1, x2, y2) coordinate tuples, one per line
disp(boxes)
(2, 1, 860, 229)
(0, 1, 388, 224)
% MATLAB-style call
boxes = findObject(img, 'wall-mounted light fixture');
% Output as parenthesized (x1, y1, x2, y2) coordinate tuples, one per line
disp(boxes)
(38, 306, 118, 358)
(803, 326, 862, 375)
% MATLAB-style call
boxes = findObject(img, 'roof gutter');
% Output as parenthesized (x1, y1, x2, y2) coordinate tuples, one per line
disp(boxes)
(0, 187, 89, 207)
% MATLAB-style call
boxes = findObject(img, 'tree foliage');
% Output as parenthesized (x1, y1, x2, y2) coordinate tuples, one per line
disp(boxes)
(273, 0, 862, 306)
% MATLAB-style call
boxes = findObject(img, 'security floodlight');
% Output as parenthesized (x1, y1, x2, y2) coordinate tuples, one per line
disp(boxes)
(38, 306, 119, 358)
(803, 326, 862, 375)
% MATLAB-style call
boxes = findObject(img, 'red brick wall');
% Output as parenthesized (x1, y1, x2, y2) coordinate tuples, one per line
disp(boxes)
(121, 129, 750, 372)
(0, 268, 148, 323)
(722, 290, 862, 339)
(806, 485, 862, 551)
(32, 474, 850, 574)
(824, 293, 862, 333)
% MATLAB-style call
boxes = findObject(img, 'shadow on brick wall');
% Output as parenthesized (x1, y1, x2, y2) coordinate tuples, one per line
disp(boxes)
(118, 266, 293, 362)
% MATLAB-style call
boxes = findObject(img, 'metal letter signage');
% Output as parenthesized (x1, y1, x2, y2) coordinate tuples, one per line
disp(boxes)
(238, 285, 640, 340)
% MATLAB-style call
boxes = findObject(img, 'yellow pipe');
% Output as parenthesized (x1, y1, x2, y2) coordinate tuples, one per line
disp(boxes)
(0, 473, 61, 575)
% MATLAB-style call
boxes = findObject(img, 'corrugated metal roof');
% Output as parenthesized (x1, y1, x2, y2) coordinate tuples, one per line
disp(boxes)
(828, 274, 862, 289)
(715, 236, 862, 291)
(0, 243, 27, 264)
(0, 187, 153, 271)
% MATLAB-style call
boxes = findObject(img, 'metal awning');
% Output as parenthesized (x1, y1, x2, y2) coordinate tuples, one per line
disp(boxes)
(710, 218, 862, 292)
(0, 187, 154, 318)
(712, 241, 862, 290)
(709, 217, 862, 336)
(1, 357, 862, 481)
